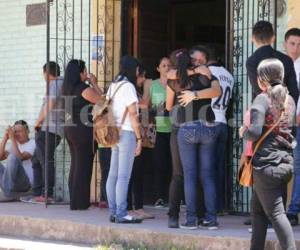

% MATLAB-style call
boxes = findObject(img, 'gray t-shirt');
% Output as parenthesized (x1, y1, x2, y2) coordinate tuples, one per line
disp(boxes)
(41, 77, 64, 137)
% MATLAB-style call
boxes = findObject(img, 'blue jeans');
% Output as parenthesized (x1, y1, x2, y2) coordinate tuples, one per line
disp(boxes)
(215, 123, 228, 212)
(106, 130, 136, 218)
(178, 121, 218, 223)
(288, 126, 300, 215)
(0, 154, 31, 197)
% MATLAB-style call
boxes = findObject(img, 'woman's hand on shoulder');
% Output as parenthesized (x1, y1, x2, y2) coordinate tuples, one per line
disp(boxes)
(178, 90, 196, 107)
(195, 66, 212, 79)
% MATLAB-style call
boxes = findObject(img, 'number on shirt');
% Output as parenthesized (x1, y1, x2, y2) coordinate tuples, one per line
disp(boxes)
(213, 86, 231, 110)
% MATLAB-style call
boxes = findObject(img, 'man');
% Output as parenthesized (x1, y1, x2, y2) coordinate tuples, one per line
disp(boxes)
(246, 21, 299, 104)
(284, 28, 300, 226)
(22, 62, 64, 203)
(0, 121, 35, 201)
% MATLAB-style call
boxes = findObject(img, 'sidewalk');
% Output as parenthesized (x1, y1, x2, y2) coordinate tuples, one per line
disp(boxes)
(0, 202, 299, 249)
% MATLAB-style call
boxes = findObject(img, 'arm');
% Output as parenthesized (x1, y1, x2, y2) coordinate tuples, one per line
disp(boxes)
(82, 87, 103, 104)
(242, 94, 269, 141)
(166, 85, 176, 111)
(35, 99, 56, 129)
(0, 130, 9, 160)
(178, 80, 221, 107)
(128, 102, 142, 156)
(140, 79, 152, 108)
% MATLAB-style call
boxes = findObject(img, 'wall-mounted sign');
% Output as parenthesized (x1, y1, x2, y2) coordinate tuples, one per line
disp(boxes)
(92, 35, 105, 62)
(26, 3, 46, 26)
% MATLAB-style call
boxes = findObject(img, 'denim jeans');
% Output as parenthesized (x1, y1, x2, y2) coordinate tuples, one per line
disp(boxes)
(178, 121, 218, 223)
(288, 126, 300, 215)
(0, 154, 31, 197)
(106, 130, 136, 218)
(215, 122, 228, 212)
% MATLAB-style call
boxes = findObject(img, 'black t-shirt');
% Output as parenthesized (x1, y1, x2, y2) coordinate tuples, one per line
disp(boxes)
(67, 83, 93, 125)
(168, 74, 216, 125)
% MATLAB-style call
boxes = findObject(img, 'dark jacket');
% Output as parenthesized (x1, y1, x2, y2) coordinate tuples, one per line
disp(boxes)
(246, 45, 299, 104)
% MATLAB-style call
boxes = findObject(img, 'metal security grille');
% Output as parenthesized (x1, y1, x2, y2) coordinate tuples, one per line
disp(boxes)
(46, 0, 121, 203)
(227, 0, 277, 213)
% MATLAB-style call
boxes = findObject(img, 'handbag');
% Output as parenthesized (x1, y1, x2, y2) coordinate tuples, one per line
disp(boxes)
(238, 106, 285, 187)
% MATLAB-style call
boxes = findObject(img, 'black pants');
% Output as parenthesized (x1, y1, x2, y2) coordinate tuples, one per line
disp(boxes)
(65, 125, 96, 210)
(153, 132, 172, 202)
(168, 128, 205, 218)
(98, 147, 111, 202)
(127, 148, 149, 210)
(251, 162, 295, 250)
(32, 131, 61, 197)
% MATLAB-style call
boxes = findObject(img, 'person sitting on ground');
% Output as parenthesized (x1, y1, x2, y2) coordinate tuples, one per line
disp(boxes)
(0, 120, 35, 201)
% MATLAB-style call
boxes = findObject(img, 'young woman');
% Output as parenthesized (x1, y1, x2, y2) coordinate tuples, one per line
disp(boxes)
(106, 56, 143, 224)
(150, 57, 172, 207)
(240, 58, 296, 250)
(166, 49, 221, 230)
(127, 65, 154, 220)
(62, 59, 102, 210)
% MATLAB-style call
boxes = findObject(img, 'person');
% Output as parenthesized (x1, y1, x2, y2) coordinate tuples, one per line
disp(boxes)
(127, 64, 154, 220)
(106, 56, 143, 223)
(284, 28, 300, 226)
(63, 59, 102, 210)
(150, 57, 172, 208)
(0, 121, 35, 201)
(21, 62, 64, 203)
(240, 58, 296, 250)
(166, 49, 221, 230)
(246, 21, 299, 104)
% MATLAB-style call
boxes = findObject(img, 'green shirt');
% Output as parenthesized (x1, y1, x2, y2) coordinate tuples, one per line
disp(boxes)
(150, 79, 172, 133)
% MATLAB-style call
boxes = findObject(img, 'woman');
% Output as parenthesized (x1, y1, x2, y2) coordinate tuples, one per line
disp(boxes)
(150, 57, 172, 207)
(240, 58, 296, 250)
(166, 49, 221, 230)
(62, 59, 102, 210)
(106, 56, 143, 224)
(127, 65, 154, 219)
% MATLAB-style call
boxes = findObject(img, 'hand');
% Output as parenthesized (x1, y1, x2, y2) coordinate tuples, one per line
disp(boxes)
(3, 128, 9, 142)
(135, 140, 142, 156)
(178, 90, 196, 107)
(7, 126, 15, 140)
(87, 73, 97, 85)
(34, 120, 42, 131)
(167, 69, 177, 80)
(239, 126, 247, 138)
(195, 66, 212, 79)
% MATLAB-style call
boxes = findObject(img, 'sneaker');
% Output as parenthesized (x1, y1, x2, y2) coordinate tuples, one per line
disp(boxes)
(109, 215, 116, 223)
(116, 215, 143, 224)
(20, 195, 53, 204)
(199, 220, 219, 230)
(99, 201, 108, 209)
(154, 198, 164, 208)
(179, 222, 198, 230)
(168, 217, 179, 228)
(287, 214, 299, 226)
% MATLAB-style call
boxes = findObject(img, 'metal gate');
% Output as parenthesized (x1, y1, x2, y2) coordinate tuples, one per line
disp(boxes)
(46, 0, 121, 203)
(227, 0, 278, 213)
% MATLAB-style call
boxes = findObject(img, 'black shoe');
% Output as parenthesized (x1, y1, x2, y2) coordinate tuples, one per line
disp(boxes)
(154, 198, 164, 208)
(179, 222, 198, 230)
(244, 218, 252, 225)
(116, 215, 143, 224)
(197, 218, 204, 226)
(199, 220, 219, 230)
(168, 217, 179, 228)
(287, 214, 299, 226)
(109, 215, 116, 223)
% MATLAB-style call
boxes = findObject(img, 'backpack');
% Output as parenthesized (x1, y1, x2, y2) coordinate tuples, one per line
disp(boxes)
(92, 82, 128, 147)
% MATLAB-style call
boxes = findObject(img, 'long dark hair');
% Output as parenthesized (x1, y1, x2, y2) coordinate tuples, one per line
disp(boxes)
(169, 49, 191, 89)
(62, 59, 86, 95)
(115, 56, 139, 88)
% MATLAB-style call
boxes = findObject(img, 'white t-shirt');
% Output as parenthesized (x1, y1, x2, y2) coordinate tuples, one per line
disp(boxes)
(210, 65, 234, 124)
(6, 139, 36, 184)
(294, 57, 300, 114)
(106, 79, 139, 131)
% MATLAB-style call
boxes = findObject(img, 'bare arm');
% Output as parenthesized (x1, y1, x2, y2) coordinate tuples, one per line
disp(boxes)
(178, 80, 221, 107)
(141, 79, 152, 108)
(8, 128, 32, 161)
(35, 99, 56, 129)
(166, 85, 176, 111)
(167, 66, 212, 80)
(0, 131, 9, 161)
(128, 102, 142, 156)
(82, 87, 103, 104)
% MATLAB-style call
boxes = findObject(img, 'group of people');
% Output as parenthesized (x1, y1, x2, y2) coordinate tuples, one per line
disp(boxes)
(1, 19, 300, 249)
